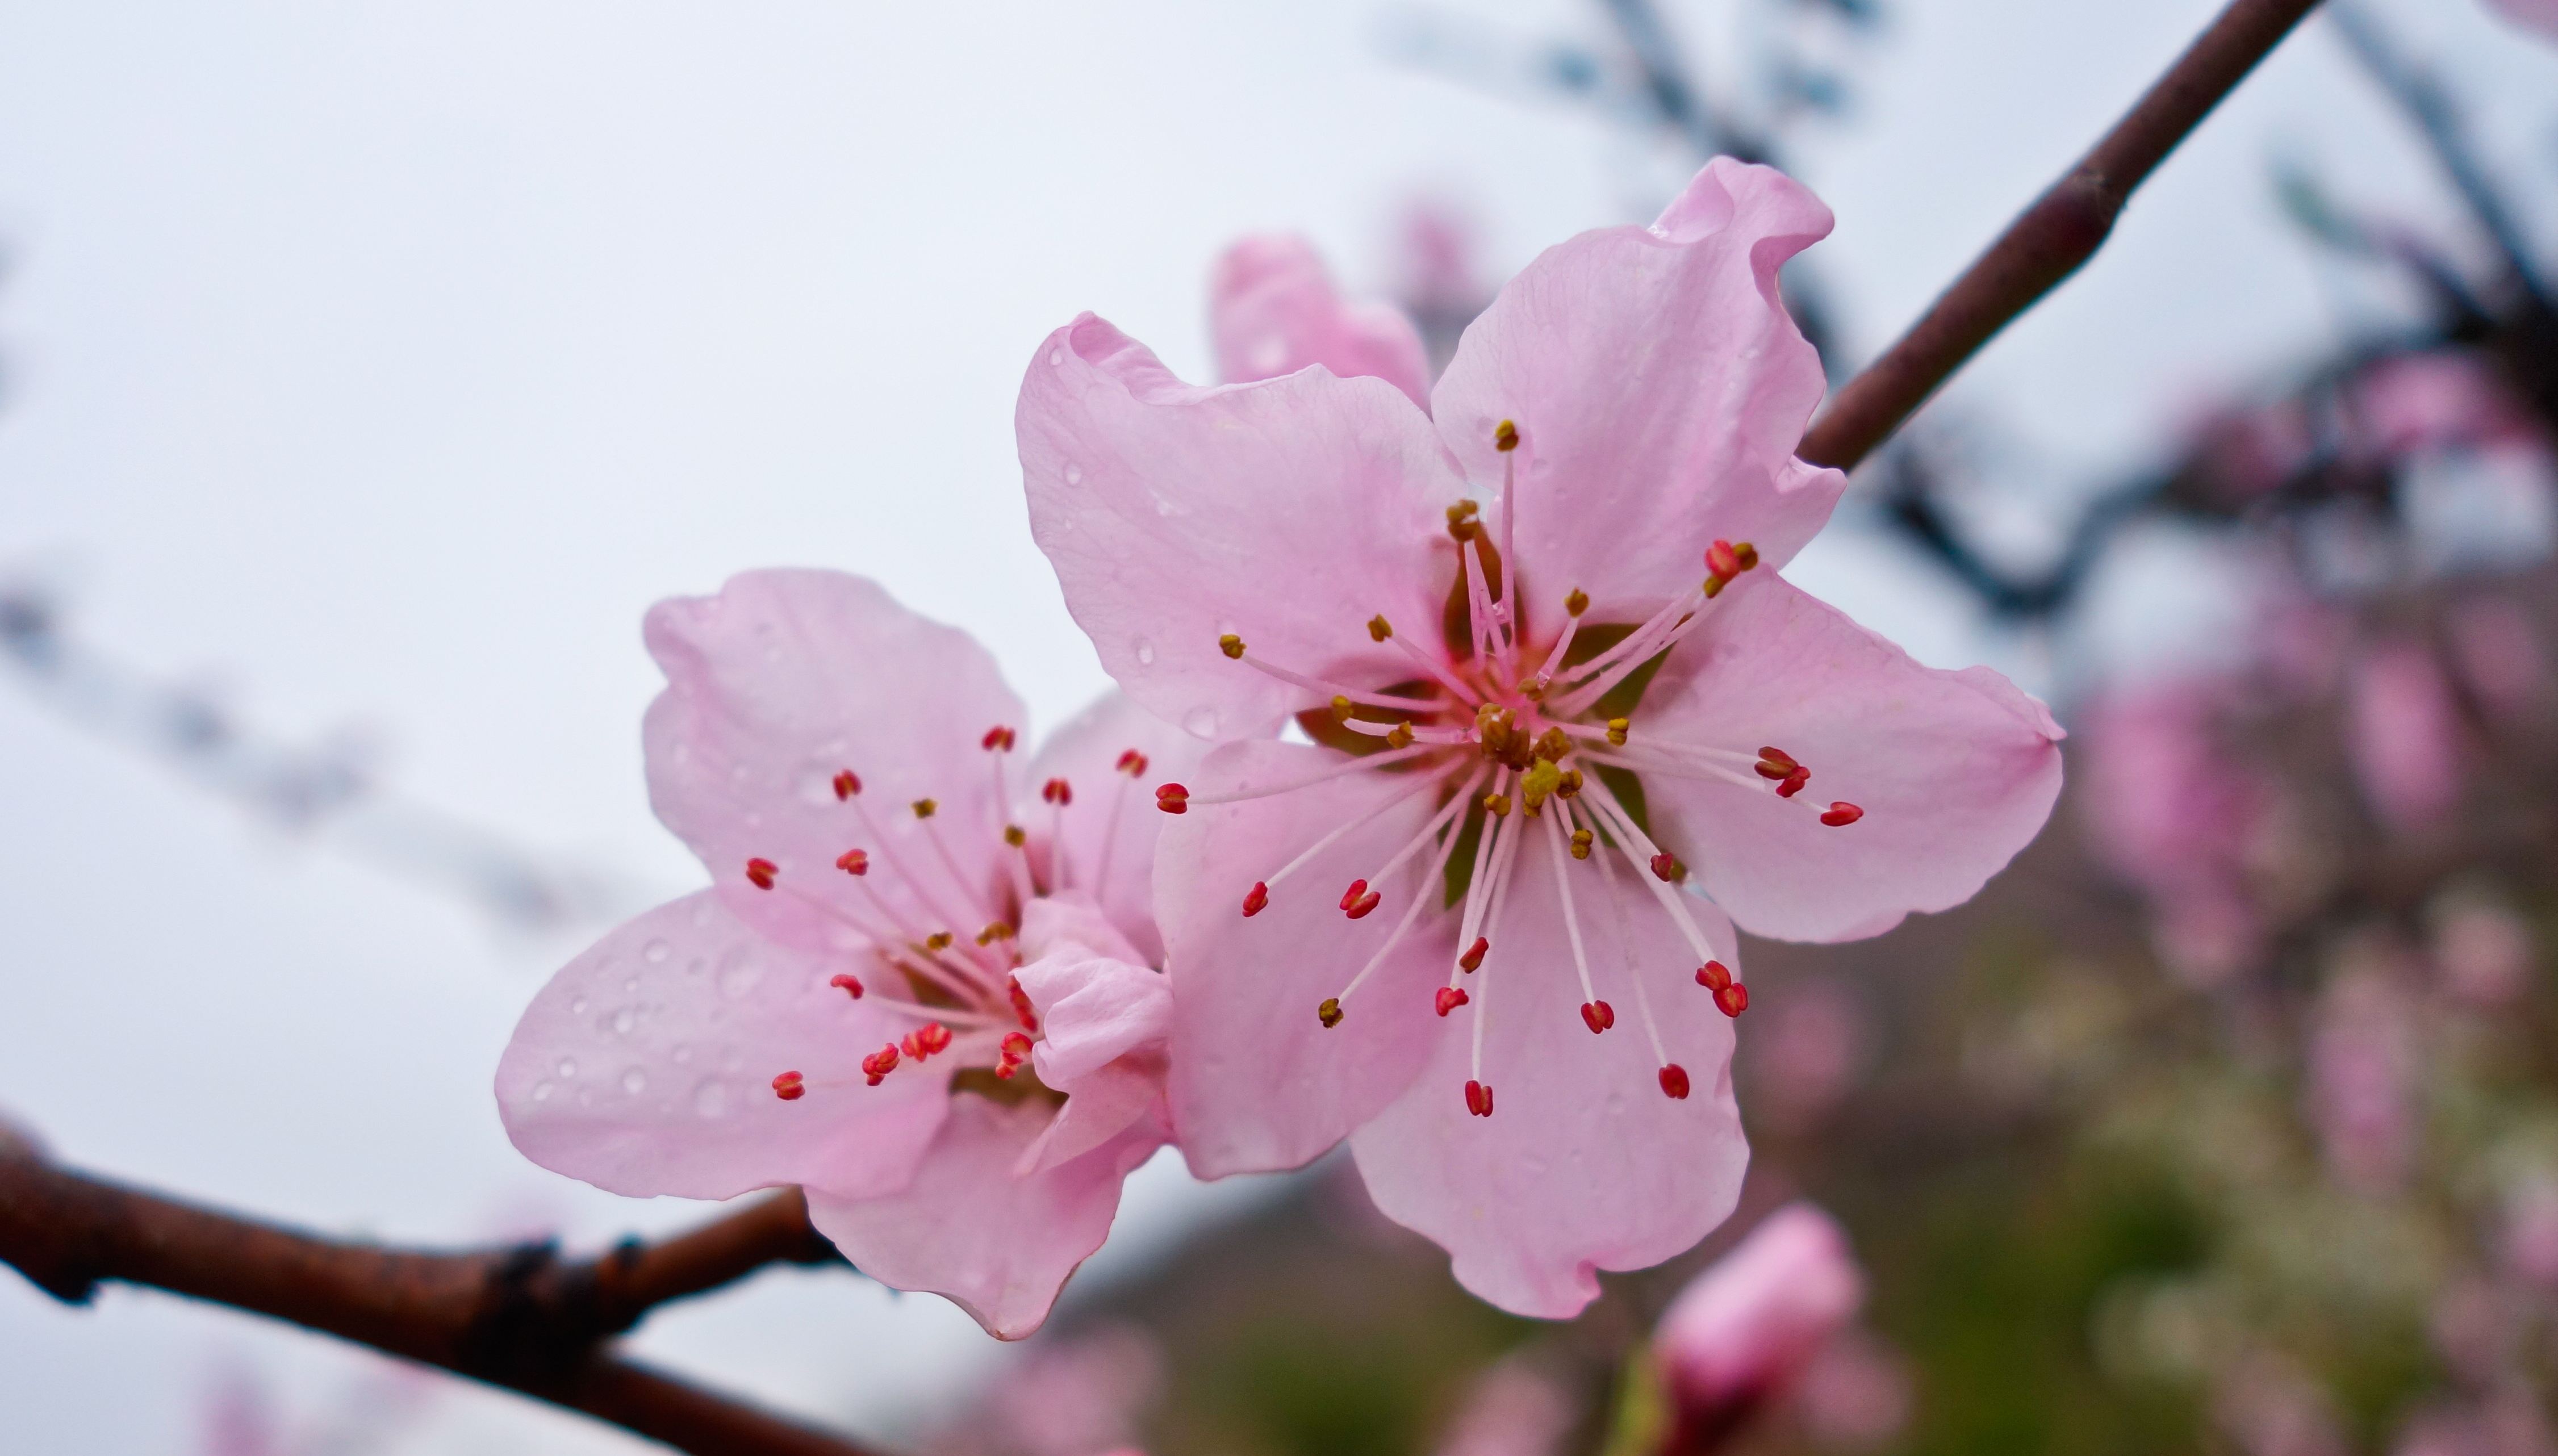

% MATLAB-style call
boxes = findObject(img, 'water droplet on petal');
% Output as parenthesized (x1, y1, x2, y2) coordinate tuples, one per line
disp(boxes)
(1048, 347, 1064, 367)
(693, 1081, 730, 1117)
(717, 951, 766, 1001)
(1134, 639, 1157, 666)
(1184, 708, 1220, 736)
(621, 1068, 647, 1096)
(531, 1080, 554, 1102)
(612, 1007, 637, 1036)
(569, 997, 589, 1016)
(557, 1058, 578, 1080)
(642, 939, 670, 964)
(1064, 462, 1083, 486)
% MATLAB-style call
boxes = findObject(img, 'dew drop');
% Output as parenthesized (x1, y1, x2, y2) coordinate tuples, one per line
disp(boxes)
(642, 939, 671, 964)
(621, 1068, 648, 1096)
(694, 1081, 731, 1117)
(1048, 346, 1064, 366)
(1184, 707, 1221, 736)
(1064, 462, 1082, 486)
(717, 951, 766, 1001)
(569, 997, 589, 1016)
(531, 1080, 554, 1102)
(691, 900, 716, 928)
(623, 976, 640, 995)
(1152, 493, 1176, 517)
(557, 1058, 578, 1080)
(1134, 639, 1157, 666)
(612, 1007, 638, 1036)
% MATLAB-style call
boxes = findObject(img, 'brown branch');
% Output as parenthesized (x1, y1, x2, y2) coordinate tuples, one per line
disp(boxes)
(1799, 0, 2325, 473)
(0, 1138, 885, 1456)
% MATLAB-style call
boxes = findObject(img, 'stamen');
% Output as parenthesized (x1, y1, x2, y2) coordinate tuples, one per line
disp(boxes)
(1494, 428, 1519, 642)
(1820, 802, 1864, 827)
(1542, 810, 1606, 1029)
(1241, 881, 1269, 917)
(1008, 976, 1038, 1032)
(995, 1031, 1034, 1080)
(836, 849, 869, 876)
(899, 1022, 954, 1062)
(1340, 880, 1381, 919)
(771, 1070, 806, 1101)
(1585, 802, 1677, 1071)
(1465, 1079, 1494, 1118)
(1715, 982, 1750, 1017)
(1318, 997, 1343, 1028)
(833, 770, 862, 800)
(1381, 625, 1484, 705)
(1575, 772, 1729, 988)
(745, 858, 778, 890)
(842, 792, 1002, 970)
(829, 973, 864, 999)
(1156, 784, 1189, 814)
(1228, 645, 1434, 713)
(1240, 771, 1444, 916)
(1182, 742, 1440, 807)
(1324, 781, 1474, 1013)
(1526, 589, 1591, 691)
(1650, 853, 1686, 883)
(1659, 1065, 1691, 1099)
(1548, 585, 1700, 692)
(1582, 1001, 1616, 1033)
(860, 1044, 900, 1086)
(981, 726, 1017, 751)
(1090, 749, 1147, 893)
(1436, 986, 1469, 1016)
(1445, 769, 1516, 980)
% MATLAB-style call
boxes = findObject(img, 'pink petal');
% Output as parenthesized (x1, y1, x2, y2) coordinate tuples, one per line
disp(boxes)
(1348, 848, 1747, 1319)
(1210, 233, 1433, 408)
(2486, 0, 2558, 40)
(1015, 946, 1172, 1088)
(1655, 1203, 1865, 1409)
(1017, 892, 1147, 973)
(1019, 691, 1213, 964)
(1635, 572, 2064, 942)
(497, 892, 949, 1202)
(1018, 313, 1465, 739)
(1431, 158, 1845, 618)
(807, 1095, 1161, 1340)
(2346, 638, 2466, 830)
(643, 569, 1025, 954)
(1156, 740, 1451, 1177)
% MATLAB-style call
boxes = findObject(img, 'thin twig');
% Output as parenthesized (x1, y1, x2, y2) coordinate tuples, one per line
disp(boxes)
(0, 1140, 881, 1456)
(1799, 0, 2326, 472)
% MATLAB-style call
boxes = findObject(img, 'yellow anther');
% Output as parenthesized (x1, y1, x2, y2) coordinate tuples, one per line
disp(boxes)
(1218, 633, 1245, 660)
(1384, 722, 1415, 749)
(1734, 541, 1759, 571)
(975, 922, 1016, 946)
(1445, 499, 1481, 542)
(1606, 717, 1629, 747)
(1703, 576, 1727, 599)
(924, 931, 954, 952)
(1570, 827, 1594, 860)
(1520, 760, 1561, 813)
(1494, 419, 1519, 452)
(1557, 768, 1584, 799)
(1330, 694, 1355, 724)
(1482, 792, 1512, 817)
(1003, 824, 1027, 847)
(1565, 588, 1589, 617)
(1367, 615, 1393, 642)
(1516, 676, 1546, 701)
(1532, 727, 1571, 763)
(912, 797, 938, 819)
(1318, 997, 1344, 1028)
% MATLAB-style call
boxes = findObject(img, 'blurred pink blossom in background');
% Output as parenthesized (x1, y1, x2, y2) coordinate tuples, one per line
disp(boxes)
(2484, 0, 2558, 41)
(2306, 957, 2421, 1194)
(1654, 1203, 1866, 1442)
(2079, 681, 2273, 982)
(2346, 639, 2467, 831)
(1208, 234, 1432, 406)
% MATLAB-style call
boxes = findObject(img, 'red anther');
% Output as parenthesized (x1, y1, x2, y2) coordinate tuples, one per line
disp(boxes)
(1649, 853, 1684, 883)
(1580, 1000, 1615, 1034)
(1435, 986, 1470, 1017)
(1338, 879, 1369, 912)
(1820, 801, 1864, 827)
(1754, 746, 1798, 781)
(1458, 936, 1489, 973)
(1344, 888, 1381, 920)
(908, 1022, 952, 1058)
(835, 848, 870, 876)
(1713, 982, 1750, 1017)
(1155, 783, 1189, 815)
(1008, 976, 1039, 1032)
(745, 857, 778, 890)
(1464, 1080, 1494, 1118)
(1042, 777, 1073, 806)
(1000, 1031, 1034, 1057)
(900, 1031, 921, 1060)
(860, 1044, 900, 1085)
(1777, 767, 1809, 798)
(1696, 960, 1732, 993)
(1706, 539, 1742, 578)
(771, 1070, 806, 1101)
(1241, 881, 1269, 918)
(1115, 748, 1150, 776)
(983, 725, 1017, 751)
(832, 770, 861, 801)
(1658, 1064, 1692, 1100)
(829, 973, 864, 999)
(995, 1058, 1022, 1080)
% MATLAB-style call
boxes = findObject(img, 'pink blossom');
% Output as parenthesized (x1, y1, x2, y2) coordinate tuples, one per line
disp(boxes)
(2076, 680, 2272, 982)
(2346, 638, 2466, 830)
(498, 570, 1203, 1338)
(1018, 158, 2062, 1316)
(1654, 1204, 1865, 1445)
(1209, 234, 1432, 407)
(2306, 959, 2419, 1194)
(1794, 1334, 1912, 1450)
(2483, 0, 2558, 41)
(2352, 352, 2540, 458)
(2447, 597, 2551, 725)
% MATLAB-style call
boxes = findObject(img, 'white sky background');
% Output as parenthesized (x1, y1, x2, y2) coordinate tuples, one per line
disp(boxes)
(1, 1, 2553, 1450)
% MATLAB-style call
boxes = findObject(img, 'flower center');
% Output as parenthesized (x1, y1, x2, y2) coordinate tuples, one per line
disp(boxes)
(741, 731, 1156, 1102)
(1156, 421, 1863, 1117)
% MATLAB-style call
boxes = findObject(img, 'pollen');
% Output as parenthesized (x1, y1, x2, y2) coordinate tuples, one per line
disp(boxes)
(975, 921, 1015, 946)
(981, 725, 1017, 751)
(1464, 1080, 1494, 1118)
(1820, 801, 1865, 827)
(1702, 538, 1761, 599)
(771, 1070, 806, 1101)
(1155, 783, 1190, 814)
(1367, 614, 1393, 642)
(1494, 419, 1519, 451)
(1042, 777, 1073, 806)
(1482, 792, 1512, 817)
(1570, 827, 1593, 860)
(1579, 999, 1615, 1034)
(1330, 695, 1355, 724)
(1565, 588, 1589, 617)
(1658, 1065, 1692, 1100)
(1318, 997, 1344, 1028)
(1115, 748, 1150, 776)
(1445, 499, 1482, 542)
(1532, 727, 1571, 762)
(1557, 768, 1583, 799)
(1519, 760, 1562, 813)
(1218, 633, 1246, 659)
(924, 931, 954, 952)
(829, 973, 864, 999)
(1242, 881, 1269, 917)
(1606, 717, 1629, 747)
(1003, 825, 1027, 847)
(832, 770, 862, 800)
(745, 857, 778, 890)
(835, 848, 869, 876)
(912, 798, 938, 819)
(1384, 722, 1415, 749)
(1435, 986, 1469, 1016)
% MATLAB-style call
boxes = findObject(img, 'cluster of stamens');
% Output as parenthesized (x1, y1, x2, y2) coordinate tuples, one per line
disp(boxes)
(750, 729, 1157, 1103)
(1148, 419, 1866, 1119)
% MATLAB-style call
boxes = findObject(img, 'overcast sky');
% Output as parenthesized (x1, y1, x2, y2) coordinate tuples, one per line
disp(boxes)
(3, 2, 2554, 1450)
